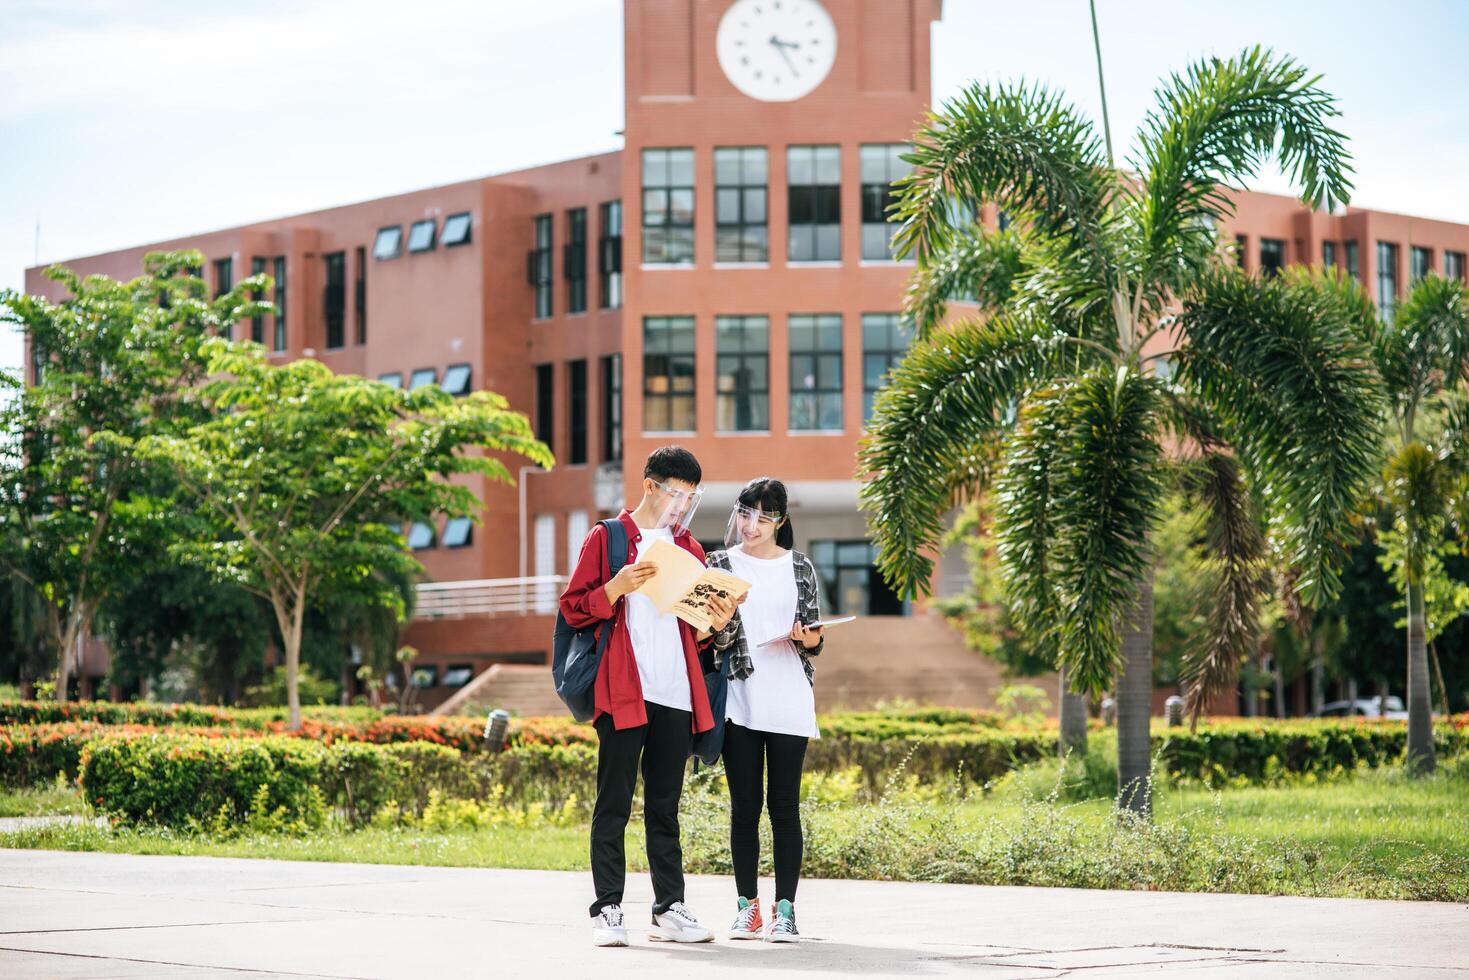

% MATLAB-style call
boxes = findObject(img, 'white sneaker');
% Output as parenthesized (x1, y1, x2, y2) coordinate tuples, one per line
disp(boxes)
(650, 901, 714, 943)
(592, 904, 628, 947)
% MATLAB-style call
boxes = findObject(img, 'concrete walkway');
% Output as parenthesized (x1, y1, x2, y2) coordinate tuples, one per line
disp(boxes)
(0, 850, 1465, 978)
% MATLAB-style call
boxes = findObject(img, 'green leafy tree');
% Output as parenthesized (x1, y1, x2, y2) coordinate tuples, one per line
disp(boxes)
(0, 253, 262, 699)
(1359, 274, 1469, 772)
(128, 340, 551, 729)
(860, 49, 1381, 815)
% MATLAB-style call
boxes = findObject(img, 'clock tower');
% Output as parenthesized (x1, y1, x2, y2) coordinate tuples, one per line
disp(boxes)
(621, 0, 944, 510)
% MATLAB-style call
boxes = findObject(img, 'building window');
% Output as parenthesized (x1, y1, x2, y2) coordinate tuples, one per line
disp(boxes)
(442, 363, 472, 396)
(529, 214, 553, 318)
(324, 251, 346, 350)
(1258, 238, 1285, 277)
(862, 313, 914, 422)
(407, 521, 436, 550)
(642, 148, 695, 264)
(810, 540, 905, 616)
(442, 212, 472, 247)
(407, 218, 436, 254)
(599, 200, 623, 308)
(860, 144, 913, 260)
(250, 256, 266, 344)
(1447, 251, 1466, 283)
(568, 358, 588, 465)
(1377, 241, 1399, 321)
(373, 226, 402, 260)
(1411, 246, 1433, 282)
(441, 664, 474, 687)
(566, 208, 588, 314)
(715, 147, 768, 262)
(213, 257, 233, 299)
(1322, 241, 1337, 270)
(789, 313, 843, 431)
(379, 372, 403, 388)
(272, 256, 287, 352)
(409, 368, 436, 389)
(716, 315, 769, 432)
(1233, 234, 1248, 269)
(1344, 240, 1360, 281)
(602, 353, 622, 461)
(788, 145, 841, 262)
(535, 363, 555, 449)
(443, 516, 473, 548)
(567, 511, 590, 574)
(643, 316, 695, 432)
(354, 246, 367, 344)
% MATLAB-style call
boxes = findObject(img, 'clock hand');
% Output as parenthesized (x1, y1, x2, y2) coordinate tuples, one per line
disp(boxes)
(768, 35, 801, 75)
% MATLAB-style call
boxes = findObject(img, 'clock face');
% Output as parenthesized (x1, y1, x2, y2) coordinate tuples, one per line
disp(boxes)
(715, 0, 837, 103)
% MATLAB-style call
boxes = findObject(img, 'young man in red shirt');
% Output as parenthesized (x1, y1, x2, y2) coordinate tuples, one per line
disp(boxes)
(560, 446, 739, 947)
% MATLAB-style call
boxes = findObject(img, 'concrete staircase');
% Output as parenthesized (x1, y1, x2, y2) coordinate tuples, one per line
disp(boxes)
(432, 613, 1052, 718)
(433, 663, 568, 718)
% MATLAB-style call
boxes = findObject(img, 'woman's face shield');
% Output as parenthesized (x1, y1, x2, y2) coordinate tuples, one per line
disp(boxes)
(648, 479, 704, 536)
(725, 503, 784, 548)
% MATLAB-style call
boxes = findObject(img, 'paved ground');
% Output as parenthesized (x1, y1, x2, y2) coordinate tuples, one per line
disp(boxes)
(0, 850, 1465, 978)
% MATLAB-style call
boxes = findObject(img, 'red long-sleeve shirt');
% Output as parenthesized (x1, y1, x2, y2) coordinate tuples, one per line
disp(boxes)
(558, 511, 715, 733)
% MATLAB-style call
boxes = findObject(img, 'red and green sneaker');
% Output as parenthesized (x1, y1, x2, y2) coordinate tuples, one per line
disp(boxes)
(728, 896, 763, 940)
(768, 899, 800, 943)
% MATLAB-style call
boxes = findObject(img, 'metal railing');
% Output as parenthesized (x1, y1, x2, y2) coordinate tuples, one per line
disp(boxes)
(414, 575, 567, 619)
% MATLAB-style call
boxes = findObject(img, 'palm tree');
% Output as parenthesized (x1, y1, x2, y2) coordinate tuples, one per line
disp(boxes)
(1363, 273, 1469, 773)
(860, 49, 1382, 816)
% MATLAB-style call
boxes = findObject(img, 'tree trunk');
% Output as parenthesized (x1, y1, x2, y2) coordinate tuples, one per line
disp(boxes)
(270, 584, 307, 732)
(1405, 583, 1436, 775)
(52, 605, 89, 703)
(1058, 664, 1088, 756)
(1429, 640, 1452, 722)
(1116, 569, 1154, 818)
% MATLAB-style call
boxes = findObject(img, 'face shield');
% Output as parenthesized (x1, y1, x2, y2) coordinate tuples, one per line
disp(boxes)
(649, 479, 704, 537)
(725, 503, 785, 549)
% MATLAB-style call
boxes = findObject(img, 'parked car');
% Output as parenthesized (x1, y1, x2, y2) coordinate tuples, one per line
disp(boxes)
(1312, 696, 1408, 720)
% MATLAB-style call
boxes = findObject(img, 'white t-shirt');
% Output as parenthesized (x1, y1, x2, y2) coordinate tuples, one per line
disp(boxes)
(724, 545, 820, 739)
(623, 527, 692, 712)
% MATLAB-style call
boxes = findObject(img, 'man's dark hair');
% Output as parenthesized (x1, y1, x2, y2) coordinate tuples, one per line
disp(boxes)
(644, 445, 702, 486)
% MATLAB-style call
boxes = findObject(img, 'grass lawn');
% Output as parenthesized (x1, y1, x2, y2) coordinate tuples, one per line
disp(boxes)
(3, 762, 1465, 901)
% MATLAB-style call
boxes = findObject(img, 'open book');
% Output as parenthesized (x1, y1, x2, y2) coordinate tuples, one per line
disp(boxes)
(634, 538, 751, 632)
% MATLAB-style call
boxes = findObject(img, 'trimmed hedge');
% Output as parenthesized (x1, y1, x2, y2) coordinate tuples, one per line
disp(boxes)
(0, 701, 383, 729)
(1156, 719, 1469, 783)
(808, 730, 1053, 791)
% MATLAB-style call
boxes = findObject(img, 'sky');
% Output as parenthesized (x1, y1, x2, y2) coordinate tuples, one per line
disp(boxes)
(3, 0, 1467, 378)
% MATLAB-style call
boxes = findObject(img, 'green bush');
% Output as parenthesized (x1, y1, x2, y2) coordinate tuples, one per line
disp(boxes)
(806, 729, 1053, 792)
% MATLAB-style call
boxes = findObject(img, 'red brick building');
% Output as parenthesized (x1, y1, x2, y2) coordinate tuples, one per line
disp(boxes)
(24, 0, 1469, 712)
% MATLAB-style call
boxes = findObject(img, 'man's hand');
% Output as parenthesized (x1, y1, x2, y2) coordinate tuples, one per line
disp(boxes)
(604, 561, 657, 604)
(705, 591, 740, 633)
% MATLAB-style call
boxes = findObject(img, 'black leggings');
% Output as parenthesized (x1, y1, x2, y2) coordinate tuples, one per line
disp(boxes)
(722, 721, 808, 902)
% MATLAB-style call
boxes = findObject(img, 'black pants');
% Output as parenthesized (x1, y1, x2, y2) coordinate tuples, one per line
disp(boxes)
(589, 701, 691, 918)
(722, 721, 808, 903)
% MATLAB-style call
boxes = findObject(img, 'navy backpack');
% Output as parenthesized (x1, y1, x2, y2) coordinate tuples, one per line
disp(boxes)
(551, 518, 628, 722)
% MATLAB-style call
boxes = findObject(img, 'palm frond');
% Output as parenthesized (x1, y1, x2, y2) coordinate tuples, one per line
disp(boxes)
(1178, 448, 1269, 726)
(992, 388, 1067, 665)
(1046, 368, 1164, 695)
(1130, 47, 1354, 295)
(892, 80, 1113, 269)
(1376, 274, 1469, 431)
(903, 226, 1026, 339)
(859, 317, 1084, 599)
(1176, 265, 1382, 607)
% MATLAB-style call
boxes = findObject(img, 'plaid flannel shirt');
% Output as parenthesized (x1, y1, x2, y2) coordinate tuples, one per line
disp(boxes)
(707, 548, 824, 685)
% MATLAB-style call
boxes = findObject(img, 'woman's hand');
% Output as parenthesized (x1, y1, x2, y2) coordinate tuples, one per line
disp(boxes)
(790, 621, 823, 649)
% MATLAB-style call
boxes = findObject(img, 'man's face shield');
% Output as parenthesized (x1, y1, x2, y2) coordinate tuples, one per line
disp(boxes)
(725, 503, 784, 548)
(648, 479, 703, 536)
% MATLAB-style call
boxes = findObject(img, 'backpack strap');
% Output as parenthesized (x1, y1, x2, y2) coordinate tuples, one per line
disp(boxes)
(601, 517, 628, 577)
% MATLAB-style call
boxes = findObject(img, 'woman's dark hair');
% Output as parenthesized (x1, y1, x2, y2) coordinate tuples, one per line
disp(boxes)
(738, 476, 794, 550)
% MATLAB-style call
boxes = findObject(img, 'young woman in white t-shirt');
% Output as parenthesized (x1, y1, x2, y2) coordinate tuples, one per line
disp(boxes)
(706, 477, 825, 944)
